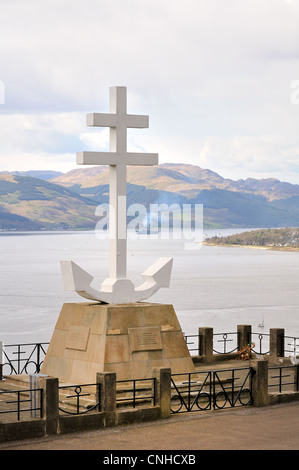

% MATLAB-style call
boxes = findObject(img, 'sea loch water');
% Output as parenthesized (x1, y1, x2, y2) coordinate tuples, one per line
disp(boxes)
(0, 229, 299, 345)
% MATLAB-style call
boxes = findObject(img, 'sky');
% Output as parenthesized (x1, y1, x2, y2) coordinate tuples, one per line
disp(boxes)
(0, 0, 299, 184)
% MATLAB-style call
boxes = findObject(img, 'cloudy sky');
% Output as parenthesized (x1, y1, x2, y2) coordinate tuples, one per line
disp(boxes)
(0, 0, 299, 183)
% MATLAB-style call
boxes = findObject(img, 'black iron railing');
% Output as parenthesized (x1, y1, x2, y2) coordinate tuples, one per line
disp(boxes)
(268, 365, 299, 393)
(58, 383, 101, 415)
(213, 332, 238, 354)
(251, 333, 270, 355)
(171, 370, 213, 413)
(186, 332, 239, 356)
(0, 387, 43, 421)
(185, 331, 299, 357)
(212, 368, 253, 409)
(171, 367, 253, 413)
(1, 332, 298, 376)
(285, 336, 299, 358)
(116, 378, 156, 408)
(2, 342, 49, 377)
(183, 334, 198, 356)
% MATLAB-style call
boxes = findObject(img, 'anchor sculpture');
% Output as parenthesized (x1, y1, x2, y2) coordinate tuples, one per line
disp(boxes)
(61, 86, 173, 303)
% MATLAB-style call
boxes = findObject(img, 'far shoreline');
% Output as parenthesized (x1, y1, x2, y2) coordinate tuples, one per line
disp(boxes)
(203, 241, 299, 252)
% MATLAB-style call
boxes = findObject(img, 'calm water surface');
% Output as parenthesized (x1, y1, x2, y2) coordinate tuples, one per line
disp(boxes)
(0, 229, 298, 344)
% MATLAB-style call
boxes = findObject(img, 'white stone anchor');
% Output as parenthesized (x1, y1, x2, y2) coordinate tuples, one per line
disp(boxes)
(61, 86, 173, 303)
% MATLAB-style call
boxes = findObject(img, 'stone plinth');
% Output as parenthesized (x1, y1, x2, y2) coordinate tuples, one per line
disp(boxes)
(41, 302, 195, 382)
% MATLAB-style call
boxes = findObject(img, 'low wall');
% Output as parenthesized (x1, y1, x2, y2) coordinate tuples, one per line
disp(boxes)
(196, 325, 292, 363)
(0, 368, 169, 443)
(1, 328, 299, 443)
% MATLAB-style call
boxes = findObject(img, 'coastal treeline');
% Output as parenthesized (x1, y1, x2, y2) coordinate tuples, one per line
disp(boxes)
(205, 227, 299, 250)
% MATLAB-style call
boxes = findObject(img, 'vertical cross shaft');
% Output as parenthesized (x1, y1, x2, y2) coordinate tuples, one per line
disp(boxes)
(76, 86, 158, 282)
(109, 87, 128, 279)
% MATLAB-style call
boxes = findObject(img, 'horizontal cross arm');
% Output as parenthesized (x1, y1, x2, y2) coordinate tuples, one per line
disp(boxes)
(87, 113, 149, 129)
(126, 115, 149, 128)
(77, 151, 158, 166)
(124, 152, 158, 165)
(86, 113, 117, 128)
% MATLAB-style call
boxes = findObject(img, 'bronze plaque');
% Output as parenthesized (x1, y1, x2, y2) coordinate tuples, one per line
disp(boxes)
(66, 325, 90, 351)
(129, 327, 162, 352)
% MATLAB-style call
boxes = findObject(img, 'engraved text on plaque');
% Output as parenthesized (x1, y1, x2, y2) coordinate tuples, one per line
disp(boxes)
(129, 326, 162, 352)
(66, 325, 90, 351)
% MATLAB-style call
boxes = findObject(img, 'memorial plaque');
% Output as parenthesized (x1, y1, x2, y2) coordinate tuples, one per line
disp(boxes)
(66, 325, 90, 351)
(129, 326, 162, 352)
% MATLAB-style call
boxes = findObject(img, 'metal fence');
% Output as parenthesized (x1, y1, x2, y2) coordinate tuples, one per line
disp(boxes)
(251, 332, 270, 355)
(116, 378, 156, 409)
(0, 387, 43, 421)
(185, 332, 239, 356)
(184, 331, 299, 357)
(285, 336, 299, 358)
(59, 383, 101, 415)
(57, 378, 156, 415)
(1, 331, 298, 375)
(170, 367, 253, 413)
(183, 334, 198, 356)
(1, 342, 49, 377)
(268, 365, 299, 393)
(213, 332, 238, 354)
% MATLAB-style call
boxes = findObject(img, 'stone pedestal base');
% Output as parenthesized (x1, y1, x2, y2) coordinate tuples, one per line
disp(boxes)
(41, 302, 195, 382)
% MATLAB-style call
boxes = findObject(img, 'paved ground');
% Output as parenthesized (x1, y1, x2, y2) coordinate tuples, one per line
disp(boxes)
(1, 401, 299, 452)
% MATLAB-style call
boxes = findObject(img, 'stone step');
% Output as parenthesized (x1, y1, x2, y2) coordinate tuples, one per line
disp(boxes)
(2, 374, 31, 389)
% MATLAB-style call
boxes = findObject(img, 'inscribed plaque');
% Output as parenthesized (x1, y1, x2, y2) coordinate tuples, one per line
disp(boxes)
(129, 327, 162, 352)
(66, 325, 90, 351)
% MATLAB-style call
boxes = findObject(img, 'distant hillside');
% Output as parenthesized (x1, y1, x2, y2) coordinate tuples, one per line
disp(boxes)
(204, 227, 299, 251)
(1, 163, 299, 231)
(0, 174, 97, 230)
(51, 163, 299, 229)
(1, 170, 63, 181)
(51, 163, 299, 201)
(0, 205, 45, 231)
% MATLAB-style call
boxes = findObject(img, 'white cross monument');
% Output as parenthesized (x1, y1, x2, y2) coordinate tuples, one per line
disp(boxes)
(61, 86, 173, 303)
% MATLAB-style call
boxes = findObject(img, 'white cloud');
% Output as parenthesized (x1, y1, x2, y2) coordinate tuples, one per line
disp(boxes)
(0, 0, 299, 183)
(0, 113, 84, 171)
(196, 135, 299, 183)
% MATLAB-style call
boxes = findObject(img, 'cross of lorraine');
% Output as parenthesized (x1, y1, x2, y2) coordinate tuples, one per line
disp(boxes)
(61, 86, 173, 304)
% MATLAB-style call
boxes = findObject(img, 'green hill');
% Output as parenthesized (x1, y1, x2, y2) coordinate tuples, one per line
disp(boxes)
(204, 227, 299, 251)
(51, 163, 299, 229)
(1, 163, 299, 231)
(0, 174, 98, 230)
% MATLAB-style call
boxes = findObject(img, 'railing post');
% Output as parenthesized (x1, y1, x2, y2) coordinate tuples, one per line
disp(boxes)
(270, 328, 285, 358)
(36, 344, 41, 373)
(237, 325, 252, 350)
(294, 365, 299, 392)
(152, 367, 171, 419)
(0, 341, 2, 380)
(198, 327, 213, 362)
(38, 376, 59, 435)
(251, 359, 269, 407)
(96, 372, 116, 412)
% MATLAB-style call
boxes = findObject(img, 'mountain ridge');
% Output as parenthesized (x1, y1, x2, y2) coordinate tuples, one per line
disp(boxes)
(1, 163, 299, 231)
(50, 163, 299, 201)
